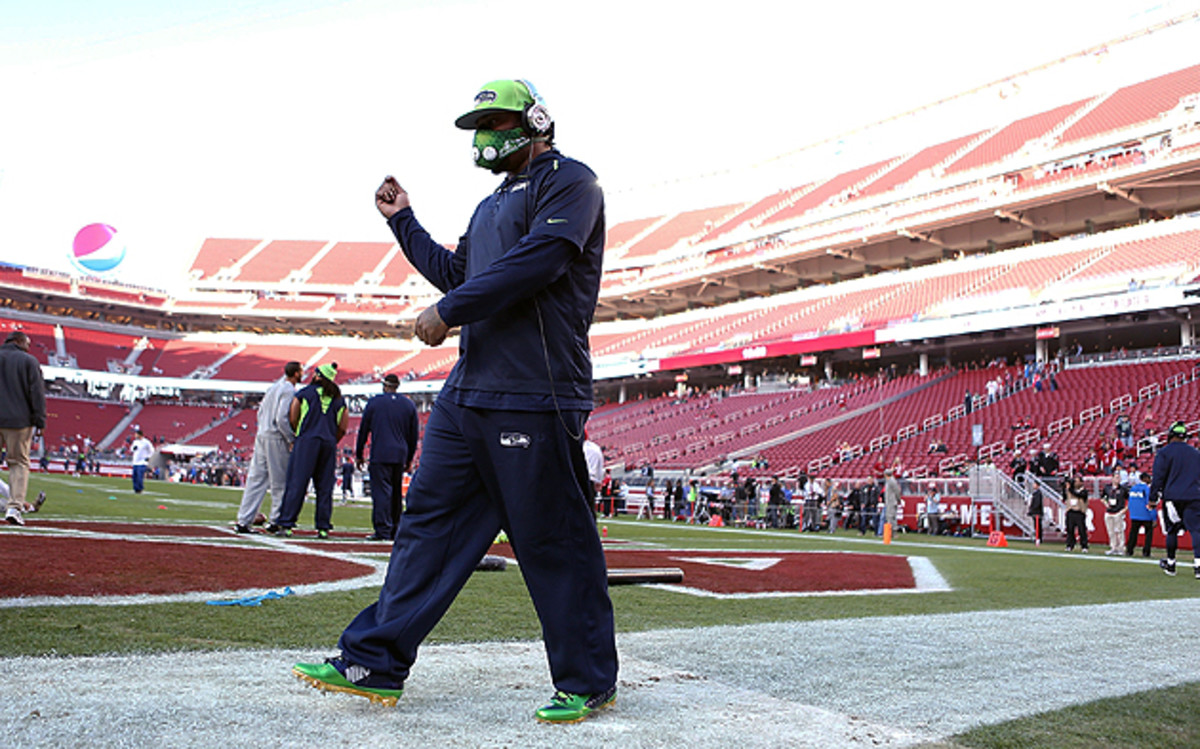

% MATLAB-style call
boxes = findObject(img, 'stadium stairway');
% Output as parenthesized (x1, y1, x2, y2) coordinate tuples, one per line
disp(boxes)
(715, 371, 958, 475)
(176, 407, 247, 446)
(98, 403, 142, 451)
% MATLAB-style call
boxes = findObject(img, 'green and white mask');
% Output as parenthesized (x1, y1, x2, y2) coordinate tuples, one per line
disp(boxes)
(472, 128, 531, 171)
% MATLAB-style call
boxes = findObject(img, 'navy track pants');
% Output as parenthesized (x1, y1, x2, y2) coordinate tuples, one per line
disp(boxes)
(338, 399, 618, 695)
(277, 435, 337, 530)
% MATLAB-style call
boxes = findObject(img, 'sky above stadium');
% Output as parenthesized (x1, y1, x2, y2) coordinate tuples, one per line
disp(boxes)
(2, 0, 1199, 291)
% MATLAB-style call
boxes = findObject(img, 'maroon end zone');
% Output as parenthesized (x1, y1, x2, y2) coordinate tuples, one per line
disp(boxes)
(604, 550, 916, 595)
(0, 536, 374, 598)
(0, 521, 922, 600)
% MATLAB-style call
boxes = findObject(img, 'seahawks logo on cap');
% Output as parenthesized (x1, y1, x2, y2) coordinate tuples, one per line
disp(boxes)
(475, 90, 498, 105)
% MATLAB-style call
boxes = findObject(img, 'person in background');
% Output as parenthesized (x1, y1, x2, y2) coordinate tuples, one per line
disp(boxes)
(670, 478, 684, 522)
(1028, 484, 1044, 546)
(356, 373, 419, 542)
(1149, 421, 1200, 578)
(1100, 472, 1127, 556)
(826, 480, 843, 533)
(340, 454, 356, 503)
(1125, 471, 1155, 557)
(275, 363, 348, 539)
(0, 332, 45, 526)
(582, 434, 604, 515)
(1063, 474, 1090, 553)
(130, 428, 154, 495)
(883, 469, 901, 537)
(639, 479, 656, 520)
(924, 483, 942, 536)
(234, 361, 302, 534)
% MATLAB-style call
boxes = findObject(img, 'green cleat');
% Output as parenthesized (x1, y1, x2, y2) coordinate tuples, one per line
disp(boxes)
(292, 657, 404, 706)
(535, 685, 616, 723)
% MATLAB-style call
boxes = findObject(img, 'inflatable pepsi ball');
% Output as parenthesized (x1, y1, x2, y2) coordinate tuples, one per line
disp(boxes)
(72, 223, 126, 273)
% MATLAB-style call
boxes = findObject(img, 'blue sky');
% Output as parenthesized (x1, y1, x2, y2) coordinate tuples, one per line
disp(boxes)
(1, 0, 1198, 290)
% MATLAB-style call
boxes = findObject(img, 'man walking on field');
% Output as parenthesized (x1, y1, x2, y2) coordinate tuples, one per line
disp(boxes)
(0, 332, 45, 526)
(293, 79, 618, 723)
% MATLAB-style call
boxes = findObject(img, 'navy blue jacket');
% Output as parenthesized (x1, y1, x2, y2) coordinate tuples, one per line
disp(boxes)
(293, 383, 345, 445)
(356, 391, 419, 468)
(0, 342, 46, 429)
(1150, 439, 1200, 503)
(387, 149, 604, 411)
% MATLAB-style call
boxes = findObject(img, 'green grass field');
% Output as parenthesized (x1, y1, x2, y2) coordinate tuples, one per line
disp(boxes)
(3, 472, 1198, 747)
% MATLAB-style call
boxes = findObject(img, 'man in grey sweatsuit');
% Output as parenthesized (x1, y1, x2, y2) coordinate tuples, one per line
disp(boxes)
(234, 361, 302, 533)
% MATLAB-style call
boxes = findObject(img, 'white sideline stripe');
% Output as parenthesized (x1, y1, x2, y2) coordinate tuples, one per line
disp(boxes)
(2, 598, 1198, 747)
(605, 517, 1193, 564)
(635, 552, 952, 599)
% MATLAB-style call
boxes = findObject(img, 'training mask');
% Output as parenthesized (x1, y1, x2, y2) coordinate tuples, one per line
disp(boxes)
(472, 128, 531, 171)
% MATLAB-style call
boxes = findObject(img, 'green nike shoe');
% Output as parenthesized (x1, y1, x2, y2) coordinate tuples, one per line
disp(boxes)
(535, 685, 616, 723)
(292, 656, 404, 706)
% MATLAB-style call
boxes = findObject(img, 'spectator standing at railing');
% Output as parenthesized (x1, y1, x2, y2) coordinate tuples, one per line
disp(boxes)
(1100, 473, 1128, 556)
(1034, 443, 1060, 490)
(1125, 472, 1155, 557)
(1009, 450, 1028, 482)
(1116, 414, 1134, 450)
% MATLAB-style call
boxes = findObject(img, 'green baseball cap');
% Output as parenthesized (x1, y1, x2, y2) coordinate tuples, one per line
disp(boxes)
(455, 80, 533, 130)
(316, 363, 338, 382)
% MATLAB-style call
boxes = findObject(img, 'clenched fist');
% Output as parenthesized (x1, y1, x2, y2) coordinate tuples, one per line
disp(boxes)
(375, 176, 410, 219)
(415, 304, 449, 347)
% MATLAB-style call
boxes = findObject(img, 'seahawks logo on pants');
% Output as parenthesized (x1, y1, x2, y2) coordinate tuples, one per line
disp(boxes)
(499, 432, 532, 449)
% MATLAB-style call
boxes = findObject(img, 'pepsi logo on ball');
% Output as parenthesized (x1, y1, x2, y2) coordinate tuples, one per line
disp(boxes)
(71, 223, 126, 274)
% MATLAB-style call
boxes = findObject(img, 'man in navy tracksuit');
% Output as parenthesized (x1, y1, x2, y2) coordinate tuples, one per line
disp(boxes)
(1149, 421, 1200, 577)
(275, 364, 347, 539)
(294, 80, 618, 723)
(355, 373, 419, 541)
